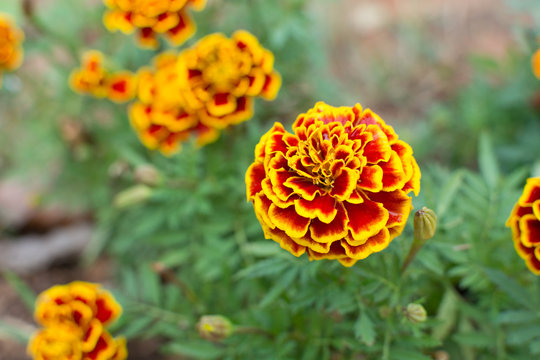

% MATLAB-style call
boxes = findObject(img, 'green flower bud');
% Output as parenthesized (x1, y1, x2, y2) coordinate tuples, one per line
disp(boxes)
(404, 303, 427, 324)
(113, 185, 152, 208)
(196, 315, 233, 342)
(431, 350, 450, 360)
(414, 207, 437, 241)
(134, 164, 162, 186)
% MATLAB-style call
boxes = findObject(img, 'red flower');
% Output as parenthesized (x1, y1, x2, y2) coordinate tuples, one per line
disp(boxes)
(246, 102, 421, 266)
(506, 177, 540, 275)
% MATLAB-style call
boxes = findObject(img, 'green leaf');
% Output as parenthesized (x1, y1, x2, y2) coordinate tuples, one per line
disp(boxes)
(453, 333, 493, 348)
(507, 324, 540, 345)
(530, 339, 540, 354)
(432, 288, 458, 342)
(140, 264, 162, 306)
(354, 310, 375, 346)
(259, 268, 298, 307)
(483, 268, 536, 310)
(478, 133, 499, 189)
(389, 348, 432, 360)
(120, 316, 155, 339)
(436, 170, 464, 218)
(0, 319, 32, 344)
(164, 340, 225, 359)
(2, 271, 36, 313)
(497, 310, 540, 324)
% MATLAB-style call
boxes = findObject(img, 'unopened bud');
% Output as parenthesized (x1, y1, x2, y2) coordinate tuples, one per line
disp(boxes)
(432, 350, 450, 360)
(378, 306, 392, 319)
(196, 315, 233, 342)
(404, 303, 427, 324)
(113, 185, 152, 208)
(414, 207, 437, 241)
(134, 164, 161, 186)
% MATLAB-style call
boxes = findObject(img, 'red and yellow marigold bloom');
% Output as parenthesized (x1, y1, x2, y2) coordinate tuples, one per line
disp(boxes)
(103, 0, 206, 49)
(506, 177, 540, 275)
(130, 52, 218, 155)
(178, 30, 281, 129)
(70, 50, 136, 103)
(533, 48, 540, 80)
(246, 102, 421, 266)
(28, 327, 127, 360)
(0, 13, 24, 88)
(129, 31, 280, 155)
(29, 281, 127, 360)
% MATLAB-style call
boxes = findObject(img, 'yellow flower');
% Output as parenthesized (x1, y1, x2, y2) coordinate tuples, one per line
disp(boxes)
(130, 31, 280, 155)
(533, 48, 540, 80)
(70, 50, 136, 103)
(246, 102, 420, 266)
(0, 13, 24, 88)
(29, 282, 127, 360)
(506, 177, 540, 275)
(103, 0, 206, 49)
(179, 30, 281, 129)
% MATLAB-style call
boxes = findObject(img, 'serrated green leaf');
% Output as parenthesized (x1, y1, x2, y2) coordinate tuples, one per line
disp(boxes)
(436, 170, 464, 218)
(497, 310, 540, 324)
(354, 310, 375, 346)
(478, 133, 499, 189)
(483, 268, 535, 310)
(164, 340, 225, 359)
(140, 264, 162, 306)
(259, 268, 297, 307)
(507, 324, 540, 345)
(432, 288, 458, 341)
(120, 316, 155, 339)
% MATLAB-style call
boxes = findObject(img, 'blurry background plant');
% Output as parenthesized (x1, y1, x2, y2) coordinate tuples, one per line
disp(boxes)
(1, 0, 540, 359)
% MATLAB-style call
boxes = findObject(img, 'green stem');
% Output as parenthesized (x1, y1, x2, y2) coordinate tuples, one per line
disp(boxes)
(382, 319, 392, 360)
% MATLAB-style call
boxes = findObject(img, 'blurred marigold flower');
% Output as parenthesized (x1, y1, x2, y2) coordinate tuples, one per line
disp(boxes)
(70, 50, 136, 103)
(178, 30, 281, 129)
(506, 177, 540, 275)
(29, 281, 127, 360)
(103, 0, 206, 49)
(246, 102, 421, 266)
(0, 13, 24, 88)
(533, 48, 540, 80)
(130, 31, 280, 155)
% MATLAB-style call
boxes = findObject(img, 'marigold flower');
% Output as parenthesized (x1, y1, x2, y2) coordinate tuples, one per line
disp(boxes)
(0, 13, 24, 88)
(533, 48, 540, 80)
(246, 102, 421, 266)
(103, 0, 206, 49)
(28, 327, 127, 360)
(29, 281, 127, 360)
(179, 30, 281, 129)
(506, 177, 540, 275)
(70, 50, 136, 102)
(129, 31, 280, 155)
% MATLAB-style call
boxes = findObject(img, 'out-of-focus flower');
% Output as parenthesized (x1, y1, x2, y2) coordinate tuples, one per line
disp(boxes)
(28, 327, 127, 360)
(196, 315, 234, 342)
(130, 31, 280, 155)
(506, 177, 540, 275)
(246, 102, 420, 266)
(0, 13, 24, 88)
(35, 281, 122, 328)
(70, 50, 136, 102)
(533, 48, 540, 80)
(29, 281, 127, 360)
(130, 52, 218, 155)
(178, 30, 281, 129)
(103, 0, 206, 49)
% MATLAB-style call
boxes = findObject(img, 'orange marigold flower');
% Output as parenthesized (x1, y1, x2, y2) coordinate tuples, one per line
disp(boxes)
(70, 50, 136, 102)
(130, 52, 218, 155)
(129, 31, 280, 155)
(506, 177, 540, 275)
(246, 102, 421, 267)
(533, 48, 540, 80)
(28, 327, 127, 360)
(29, 281, 127, 360)
(0, 13, 24, 88)
(103, 0, 206, 49)
(179, 30, 281, 129)
(35, 281, 122, 328)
